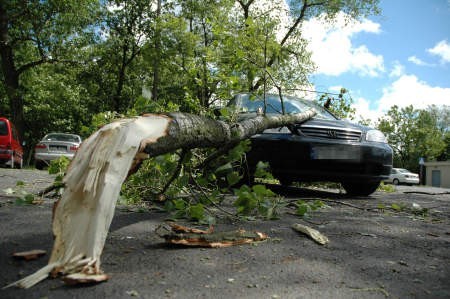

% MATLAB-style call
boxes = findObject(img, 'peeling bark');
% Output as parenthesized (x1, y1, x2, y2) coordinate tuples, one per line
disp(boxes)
(5, 109, 315, 289)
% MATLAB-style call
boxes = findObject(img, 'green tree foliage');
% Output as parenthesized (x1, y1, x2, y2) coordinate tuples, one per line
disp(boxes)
(377, 105, 447, 172)
(427, 104, 450, 161)
(1, 0, 383, 221)
(1, 0, 381, 142)
(316, 88, 356, 120)
(0, 0, 100, 139)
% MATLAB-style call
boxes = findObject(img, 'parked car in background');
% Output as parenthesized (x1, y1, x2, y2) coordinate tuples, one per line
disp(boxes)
(384, 168, 419, 185)
(227, 93, 393, 196)
(0, 117, 24, 168)
(34, 133, 82, 169)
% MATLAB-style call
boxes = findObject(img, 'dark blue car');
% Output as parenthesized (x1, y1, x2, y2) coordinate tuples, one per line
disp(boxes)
(228, 93, 393, 196)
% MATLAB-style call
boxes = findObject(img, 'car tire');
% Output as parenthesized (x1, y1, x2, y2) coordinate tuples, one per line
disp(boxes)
(393, 178, 400, 185)
(277, 175, 293, 186)
(341, 181, 381, 196)
(35, 161, 45, 170)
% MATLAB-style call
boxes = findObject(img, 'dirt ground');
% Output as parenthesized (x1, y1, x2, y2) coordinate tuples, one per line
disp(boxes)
(0, 168, 449, 299)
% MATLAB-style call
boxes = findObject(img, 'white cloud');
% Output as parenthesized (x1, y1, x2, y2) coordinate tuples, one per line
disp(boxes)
(377, 74, 450, 115)
(428, 40, 450, 63)
(408, 55, 432, 66)
(389, 61, 405, 77)
(352, 97, 383, 125)
(302, 12, 384, 77)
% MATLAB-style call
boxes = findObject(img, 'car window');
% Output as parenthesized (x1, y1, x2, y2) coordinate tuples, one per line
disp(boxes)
(0, 120, 7, 136)
(235, 94, 337, 120)
(398, 169, 409, 173)
(45, 134, 80, 143)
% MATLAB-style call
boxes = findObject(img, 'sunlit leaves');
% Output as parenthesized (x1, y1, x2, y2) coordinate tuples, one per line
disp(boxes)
(377, 105, 447, 171)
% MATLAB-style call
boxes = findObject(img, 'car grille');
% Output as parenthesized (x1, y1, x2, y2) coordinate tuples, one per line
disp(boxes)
(299, 126, 362, 141)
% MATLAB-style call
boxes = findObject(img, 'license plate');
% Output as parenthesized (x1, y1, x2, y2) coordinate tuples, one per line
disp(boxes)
(49, 145, 67, 152)
(311, 146, 360, 160)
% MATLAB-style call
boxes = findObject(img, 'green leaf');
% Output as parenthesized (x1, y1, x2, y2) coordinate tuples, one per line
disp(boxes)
(391, 203, 401, 211)
(226, 171, 241, 186)
(173, 199, 186, 210)
(215, 162, 233, 174)
(296, 204, 309, 217)
(252, 184, 275, 197)
(220, 107, 229, 117)
(189, 203, 204, 221)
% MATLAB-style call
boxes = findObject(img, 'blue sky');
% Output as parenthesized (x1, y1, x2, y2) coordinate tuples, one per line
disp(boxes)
(302, 0, 450, 123)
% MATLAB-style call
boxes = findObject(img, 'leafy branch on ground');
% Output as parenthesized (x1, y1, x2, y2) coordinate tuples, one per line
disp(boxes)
(378, 202, 430, 218)
(2, 180, 36, 205)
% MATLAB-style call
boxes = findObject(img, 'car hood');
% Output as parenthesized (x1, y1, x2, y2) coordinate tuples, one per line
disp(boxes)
(237, 112, 372, 132)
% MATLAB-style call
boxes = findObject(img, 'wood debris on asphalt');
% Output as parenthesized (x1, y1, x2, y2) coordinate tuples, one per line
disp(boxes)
(12, 250, 46, 261)
(156, 222, 268, 248)
(292, 223, 329, 245)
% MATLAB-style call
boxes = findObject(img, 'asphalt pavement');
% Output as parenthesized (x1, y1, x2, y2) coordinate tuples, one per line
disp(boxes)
(0, 168, 449, 299)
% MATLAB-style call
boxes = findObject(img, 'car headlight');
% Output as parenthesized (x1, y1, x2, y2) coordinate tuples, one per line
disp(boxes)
(366, 130, 387, 143)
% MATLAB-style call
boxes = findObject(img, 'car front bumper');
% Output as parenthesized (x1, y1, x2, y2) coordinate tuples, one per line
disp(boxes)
(34, 152, 75, 162)
(402, 177, 420, 184)
(0, 149, 13, 159)
(248, 133, 393, 183)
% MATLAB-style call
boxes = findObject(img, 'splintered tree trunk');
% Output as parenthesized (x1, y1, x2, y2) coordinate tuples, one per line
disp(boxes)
(5, 110, 316, 289)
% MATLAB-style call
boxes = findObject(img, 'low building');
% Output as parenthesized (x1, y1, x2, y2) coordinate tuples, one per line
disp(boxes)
(423, 161, 450, 188)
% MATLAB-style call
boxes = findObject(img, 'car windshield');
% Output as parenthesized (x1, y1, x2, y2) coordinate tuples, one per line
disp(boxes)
(0, 120, 7, 136)
(44, 134, 80, 143)
(235, 94, 336, 120)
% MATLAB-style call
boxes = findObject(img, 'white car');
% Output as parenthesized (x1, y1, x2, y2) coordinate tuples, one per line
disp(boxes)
(34, 133, 82, 169)
(384, 168, 419, 185)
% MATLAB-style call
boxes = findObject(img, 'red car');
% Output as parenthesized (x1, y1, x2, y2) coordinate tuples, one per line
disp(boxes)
(0, 117, 24, 168)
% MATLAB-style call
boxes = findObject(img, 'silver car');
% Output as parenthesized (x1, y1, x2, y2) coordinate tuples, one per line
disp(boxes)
(34, 133, 82, 169)
(384, 168, 419, 185)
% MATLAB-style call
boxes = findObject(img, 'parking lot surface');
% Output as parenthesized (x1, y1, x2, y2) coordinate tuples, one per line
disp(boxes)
(1, 168, 449, 299)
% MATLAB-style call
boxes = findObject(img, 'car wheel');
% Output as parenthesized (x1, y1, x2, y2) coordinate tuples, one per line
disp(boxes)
(277, 175, 293, 186)
(341, 181, 381, 196)
(35, 161, 45, 170)
(393, 179, 400, 185)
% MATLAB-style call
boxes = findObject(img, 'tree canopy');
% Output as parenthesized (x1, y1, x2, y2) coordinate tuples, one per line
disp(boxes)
(377, 105, 448, 172)
(1, 0, 447, 171)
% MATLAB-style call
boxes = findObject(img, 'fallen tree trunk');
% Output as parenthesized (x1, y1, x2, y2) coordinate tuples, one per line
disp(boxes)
(5, 109, 316, 289)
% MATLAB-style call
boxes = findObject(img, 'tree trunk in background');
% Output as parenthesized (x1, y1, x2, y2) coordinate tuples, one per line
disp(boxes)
(151, 0, 162, 102)
(0, 4, 24, 140)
